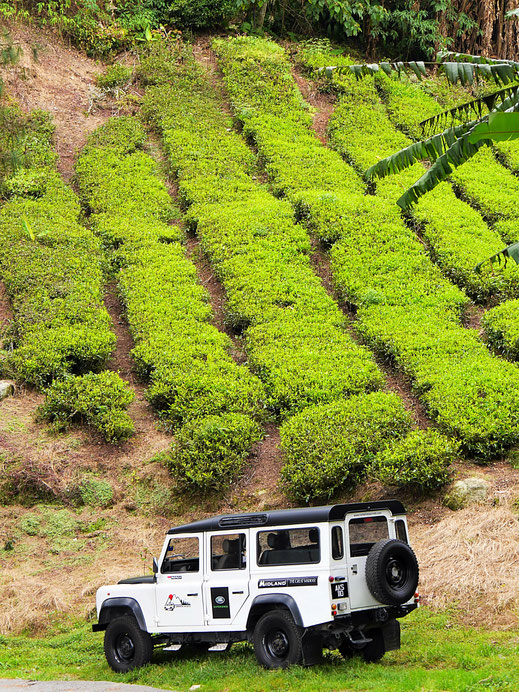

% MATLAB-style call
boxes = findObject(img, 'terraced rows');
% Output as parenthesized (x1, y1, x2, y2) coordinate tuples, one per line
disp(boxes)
(0, 111, 116, 388)
(74, 116, 265, 490)
(137, 41, 429, 500)
(214, 36, 519, 460)
(372, 73, 519, 362)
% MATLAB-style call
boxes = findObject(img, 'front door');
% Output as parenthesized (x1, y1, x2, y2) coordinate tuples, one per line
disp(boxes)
(156, 534, 205, 629)
(203, 531, 250, 626)
(346, 513, 391, 610)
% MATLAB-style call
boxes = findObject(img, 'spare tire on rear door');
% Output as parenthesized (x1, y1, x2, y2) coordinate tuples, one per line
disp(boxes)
(365, 538, 419, 605)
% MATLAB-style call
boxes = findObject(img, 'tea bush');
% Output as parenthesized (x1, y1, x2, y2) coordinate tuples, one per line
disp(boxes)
(214, 36, 519, 459)
(370, 429, 457, 492)
(163, 413, 262, 493)
(39, 371, 135, 443)
(376, 73, 519, 244)
(280, 392, 412, 502)
(0, 113, 115, 388)
(76, 117, 265, 434)
(139, 41, 384, 420)
(482, 300, 519, 360)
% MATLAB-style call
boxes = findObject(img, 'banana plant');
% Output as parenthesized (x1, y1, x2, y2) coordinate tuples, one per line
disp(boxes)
(323, 51, 519, 210)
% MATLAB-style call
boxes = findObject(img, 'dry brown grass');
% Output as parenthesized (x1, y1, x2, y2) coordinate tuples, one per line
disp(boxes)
(413, 503, 519, 628)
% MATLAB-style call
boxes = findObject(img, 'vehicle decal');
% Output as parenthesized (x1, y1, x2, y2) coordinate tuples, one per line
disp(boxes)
(164, 594, 191, 611)
(210, 587, 231, 618)
(258, 576, 318, 588)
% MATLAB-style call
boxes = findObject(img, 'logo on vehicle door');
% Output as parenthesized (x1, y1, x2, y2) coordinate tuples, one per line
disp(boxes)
(164, 594, 191, 611)
(215, 595, 226, 605)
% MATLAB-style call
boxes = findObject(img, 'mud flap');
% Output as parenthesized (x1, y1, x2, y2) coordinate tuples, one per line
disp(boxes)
(301, 629, 323, 666)
(381, 619, 400, 652)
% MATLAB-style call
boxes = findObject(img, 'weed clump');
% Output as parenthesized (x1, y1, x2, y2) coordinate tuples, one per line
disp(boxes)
(79, 477, 114, 508)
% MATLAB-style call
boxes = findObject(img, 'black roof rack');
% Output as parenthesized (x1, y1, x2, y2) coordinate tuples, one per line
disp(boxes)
(167, 501, 406, 535)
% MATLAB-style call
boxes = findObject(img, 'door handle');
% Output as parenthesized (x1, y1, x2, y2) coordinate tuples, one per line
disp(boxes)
(351, 564, 358, 574)
(232, 590, 244, 595)
(187, 593, 198, 596)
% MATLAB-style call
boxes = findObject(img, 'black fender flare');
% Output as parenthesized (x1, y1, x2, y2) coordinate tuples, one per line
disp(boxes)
(247, 594, 304, 629)
(94, 597, 147, 632)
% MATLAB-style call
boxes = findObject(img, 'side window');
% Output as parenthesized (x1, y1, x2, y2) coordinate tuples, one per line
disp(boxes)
(211, 533, 246, 571)
(349, 517, 388, 557)
(162, 537, 199, 573)
(257, 527, 320, 566)
(395, 519, 408, 543)
(331, 526, 344, 560)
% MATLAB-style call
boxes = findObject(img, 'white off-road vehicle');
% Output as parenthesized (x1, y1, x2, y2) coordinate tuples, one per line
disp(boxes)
(93, 501, 419, 671)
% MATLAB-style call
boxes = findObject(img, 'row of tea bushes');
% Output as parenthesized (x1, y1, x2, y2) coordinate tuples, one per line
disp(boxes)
(375, 73, 519, 246)
(324, 71, 519, 303)
(136, 40, 418, 500)
(0, 111, 116, 388)
(214, 36, 519, 462)
(139, 41, 385, 417)
(0, 111, 136, 442)
(482, 300, 519, 360)
(75, 116, 265, 490)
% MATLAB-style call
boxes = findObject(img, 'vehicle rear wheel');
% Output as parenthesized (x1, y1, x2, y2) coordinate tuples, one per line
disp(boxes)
(253, 610, 303, 669)
(104, 615, 153, 672)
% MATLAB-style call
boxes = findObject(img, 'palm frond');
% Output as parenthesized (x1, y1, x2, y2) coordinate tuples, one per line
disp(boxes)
(396, 128, 486, 208)
(420, 84, 519, 133)
(475, 242, 519, 273)
(366, 120, 480, 180)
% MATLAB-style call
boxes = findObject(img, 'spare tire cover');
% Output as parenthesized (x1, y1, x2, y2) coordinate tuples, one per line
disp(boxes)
(365, 538, 419, 605)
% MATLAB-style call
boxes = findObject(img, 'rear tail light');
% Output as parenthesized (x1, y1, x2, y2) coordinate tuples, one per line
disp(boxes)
(414, 591, 421, 606)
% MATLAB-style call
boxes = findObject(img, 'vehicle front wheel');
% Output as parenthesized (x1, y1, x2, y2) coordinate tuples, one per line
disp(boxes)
(253, 610, 303, 669)
(104, 615, 153, 672)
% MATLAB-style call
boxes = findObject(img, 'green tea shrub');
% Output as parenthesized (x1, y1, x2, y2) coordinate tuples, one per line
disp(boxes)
(376, 73, 519, 243)
(213, 36, 519, 459)
(139, 42, 383, 419)
(76, 117, 266, 436)
(371, 429, 457, 492)
(482, 300, 519, 359)
(164, 413, 262, 493)
(0, 117, 115, 388)
(79, 477, 114, 508)
(39, 371, 135, 443)
(95, 64, 132, 89)
(280, 392, 412, 502)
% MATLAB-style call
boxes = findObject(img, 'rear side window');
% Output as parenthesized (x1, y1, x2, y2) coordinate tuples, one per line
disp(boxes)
(396, 519, 408, 543)
(349, 517, 388, 557)
(331, 526, 344, 560)
(162, 537, 199, 573)
(257, 527, 320, 566)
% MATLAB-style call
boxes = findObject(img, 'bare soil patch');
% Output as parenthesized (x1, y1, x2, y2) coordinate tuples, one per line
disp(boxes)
(0, 281, 12, 327)
(292, 68, 336, 143)
(2, 20, 113, 180)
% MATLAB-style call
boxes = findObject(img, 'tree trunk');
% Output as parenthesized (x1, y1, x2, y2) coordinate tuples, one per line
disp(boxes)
(253, 1, 268, 31)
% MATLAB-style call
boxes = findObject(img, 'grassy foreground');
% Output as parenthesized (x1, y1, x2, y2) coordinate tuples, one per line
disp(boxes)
(1, 609, 518, 691)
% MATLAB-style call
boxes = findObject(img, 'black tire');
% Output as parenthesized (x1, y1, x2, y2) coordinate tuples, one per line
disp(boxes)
(365, 538, 419, 605)
(361, 628, 385, 663)
(253, 610, 303, 669)
(104, 615, 153, 672)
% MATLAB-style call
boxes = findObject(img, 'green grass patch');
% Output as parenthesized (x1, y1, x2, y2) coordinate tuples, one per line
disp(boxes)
(1, 609, 518, 691)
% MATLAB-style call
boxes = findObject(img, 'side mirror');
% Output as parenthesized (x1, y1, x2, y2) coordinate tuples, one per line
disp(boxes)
(153, 557, 158, 574)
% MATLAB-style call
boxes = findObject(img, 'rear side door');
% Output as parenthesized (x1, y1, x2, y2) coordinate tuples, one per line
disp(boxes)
(203, 531, 250, 626)
(346, 512, 391, 610)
